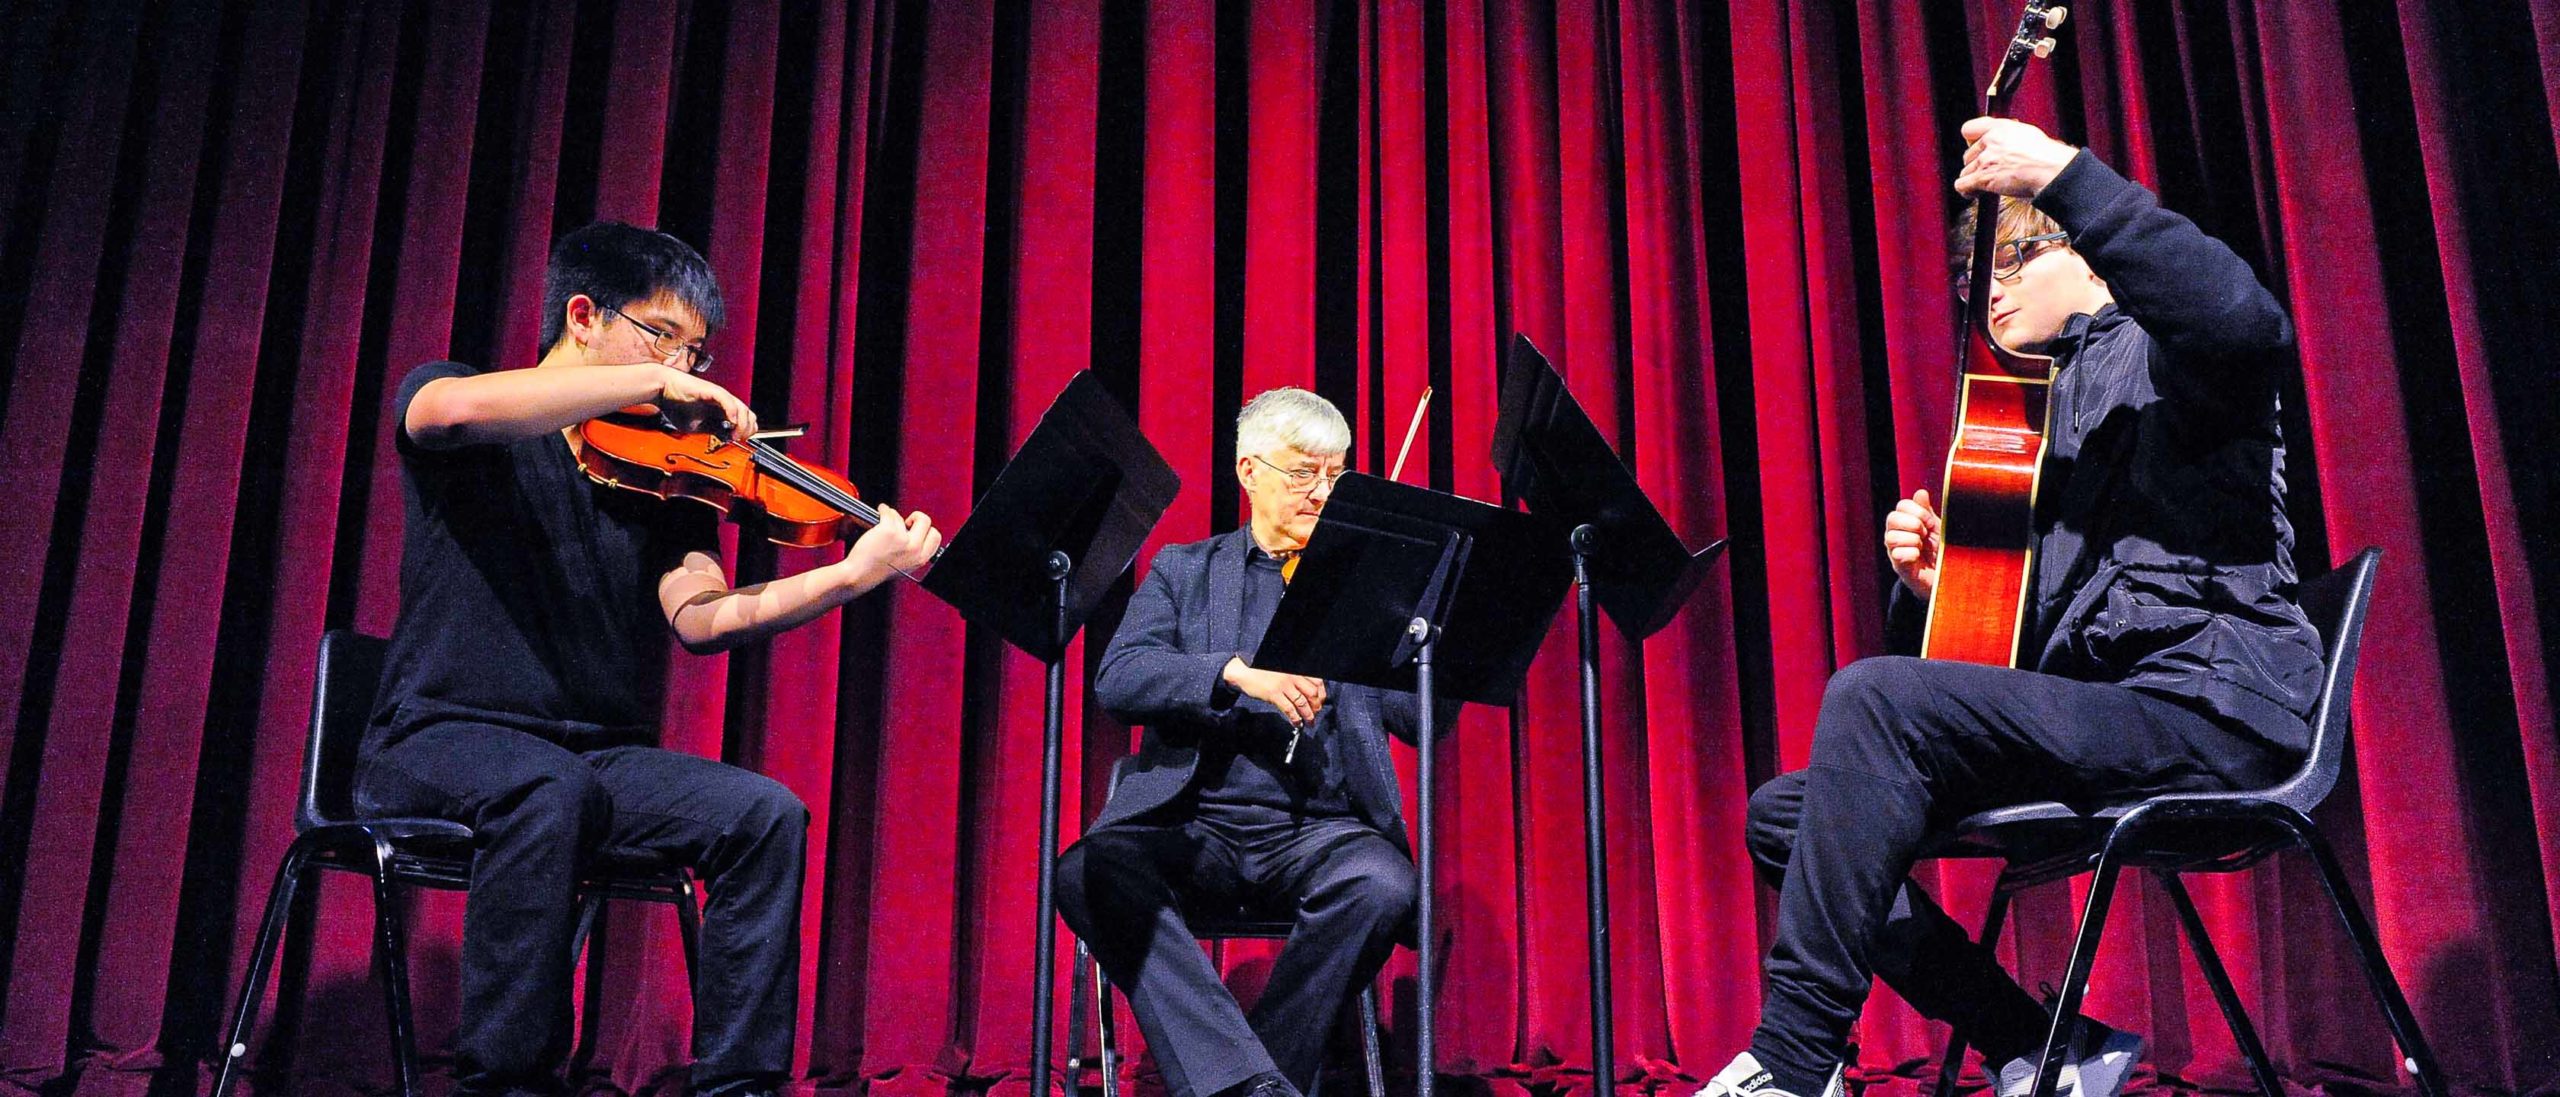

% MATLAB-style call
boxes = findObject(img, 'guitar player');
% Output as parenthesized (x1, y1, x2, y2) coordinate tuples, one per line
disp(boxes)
(1694, 117, 2326, 1097)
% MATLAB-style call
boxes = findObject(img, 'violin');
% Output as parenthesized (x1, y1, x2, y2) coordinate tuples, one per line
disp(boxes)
(574, 407, 890, 549)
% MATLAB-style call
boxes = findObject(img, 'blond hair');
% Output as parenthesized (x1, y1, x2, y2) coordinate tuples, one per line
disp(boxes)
(1951, 196, 2065, 268)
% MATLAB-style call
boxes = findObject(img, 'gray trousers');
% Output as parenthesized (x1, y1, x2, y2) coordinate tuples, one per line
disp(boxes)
(1056, 811, 1415, 1097)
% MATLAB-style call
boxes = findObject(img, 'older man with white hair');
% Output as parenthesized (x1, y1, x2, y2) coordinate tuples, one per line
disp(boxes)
(1056, 388, 1434, 1097)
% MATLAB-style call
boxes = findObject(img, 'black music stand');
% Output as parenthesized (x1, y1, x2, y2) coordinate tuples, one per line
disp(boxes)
(1490, 334, 1726, 1096)
(1256, 473, 1573, 1097)
(919, 371, 1178, 1097)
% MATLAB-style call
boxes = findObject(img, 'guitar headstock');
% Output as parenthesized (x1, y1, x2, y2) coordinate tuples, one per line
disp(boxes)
(1965, 1, 2071, 366)
(1984, 2, 2068, 108)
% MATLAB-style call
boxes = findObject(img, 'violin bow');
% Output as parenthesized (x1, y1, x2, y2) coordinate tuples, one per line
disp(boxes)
(1387, 385, 1433, 483)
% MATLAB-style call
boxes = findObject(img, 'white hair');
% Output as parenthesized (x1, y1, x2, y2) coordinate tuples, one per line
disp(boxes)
(1235, 387, 1350, 459)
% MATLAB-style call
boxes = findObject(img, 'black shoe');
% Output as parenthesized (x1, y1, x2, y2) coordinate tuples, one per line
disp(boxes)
(1216, 1070, 1304, 1097)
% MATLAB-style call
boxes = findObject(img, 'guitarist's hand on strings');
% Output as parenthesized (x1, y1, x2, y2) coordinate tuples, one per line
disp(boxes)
(1955, 117, 2077, 199)
(1885, 490, 1944, 601)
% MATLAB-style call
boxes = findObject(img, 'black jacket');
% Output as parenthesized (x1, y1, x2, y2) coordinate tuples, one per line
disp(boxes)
(1892, 151, 2325, 752)
(1092, 529, 1447, 850)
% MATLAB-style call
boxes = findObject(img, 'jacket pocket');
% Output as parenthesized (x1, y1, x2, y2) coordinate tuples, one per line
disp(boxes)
(2075, 563, 2321, 715)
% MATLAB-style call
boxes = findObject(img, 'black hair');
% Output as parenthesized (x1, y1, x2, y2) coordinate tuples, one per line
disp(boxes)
(539, 221, 727, 353)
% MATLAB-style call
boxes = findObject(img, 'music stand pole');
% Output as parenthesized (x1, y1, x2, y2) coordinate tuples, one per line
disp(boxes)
(1030, 550, 1072, 1096)
(1570, 525, 1614, 1096)
(1412, 615, 1439, 1097)
(1493, 335, 1726, 1097)
(915, 371, 1179, 1097)
(1253, 472, 1577, 1097)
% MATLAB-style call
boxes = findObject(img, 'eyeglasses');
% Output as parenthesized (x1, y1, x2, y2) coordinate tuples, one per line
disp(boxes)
(1954, 231, 2071, 302)
(605, 306, 714, 375)
(1250, 454, 1346, 495)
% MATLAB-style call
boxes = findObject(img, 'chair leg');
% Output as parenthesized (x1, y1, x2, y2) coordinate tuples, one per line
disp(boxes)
(569, 892, 602, 965)
(369, 840, 423, 1097)
(1068, 941, 1093, 1091)
(568, 896, 610, 1080)
(1096, 961, 1120, 1097)
(675, 874, 705, 995)
(1930, 889, 2013, 1097)
(2029, 854, 2125, 1097)
(1358, 981, 1385, 1097)
(211, 839, 318, 1097)
(2291, 818, 2448, 1097)
(2159, 873, 2283, 1097)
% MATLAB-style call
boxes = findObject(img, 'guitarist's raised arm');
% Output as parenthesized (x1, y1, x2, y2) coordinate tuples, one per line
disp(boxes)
(1962, 117, 2292, 360)
(2041, 151, 2293, 359)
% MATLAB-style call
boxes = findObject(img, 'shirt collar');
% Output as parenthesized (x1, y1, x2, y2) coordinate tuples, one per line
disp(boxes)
(2048, 302, 2127, 359)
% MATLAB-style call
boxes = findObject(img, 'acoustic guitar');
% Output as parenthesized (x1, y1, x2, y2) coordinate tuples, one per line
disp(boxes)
(1920, 0, 2072, 666)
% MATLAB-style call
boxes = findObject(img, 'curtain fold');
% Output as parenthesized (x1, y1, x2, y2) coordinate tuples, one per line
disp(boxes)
(0, 2, 2549, 1095)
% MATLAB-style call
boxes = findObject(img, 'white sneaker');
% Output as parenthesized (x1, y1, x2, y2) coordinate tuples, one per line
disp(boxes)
(1995, 1017, 2144, 1097)
(1693, 1052, 1844, 1097)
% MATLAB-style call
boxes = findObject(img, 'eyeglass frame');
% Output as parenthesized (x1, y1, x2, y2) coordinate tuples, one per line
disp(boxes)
(1248, 453, 1347, 495)
(1954, 230, 2072, 302)
(603, 304, 715, 375)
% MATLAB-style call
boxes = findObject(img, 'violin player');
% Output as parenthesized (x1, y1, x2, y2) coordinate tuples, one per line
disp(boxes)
(1693, 119, 2323, 1097)
(1055, 388, 1452, 1097)
(360, 221, 940, 1097)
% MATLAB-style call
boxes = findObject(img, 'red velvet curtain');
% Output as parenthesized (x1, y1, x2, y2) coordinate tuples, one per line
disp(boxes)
(0, 1, 2551, 1095)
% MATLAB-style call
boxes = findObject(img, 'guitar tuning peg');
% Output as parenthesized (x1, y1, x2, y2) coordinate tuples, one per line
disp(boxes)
(2045, 6, 2068, 29)
(2033, 36, 2057, 58)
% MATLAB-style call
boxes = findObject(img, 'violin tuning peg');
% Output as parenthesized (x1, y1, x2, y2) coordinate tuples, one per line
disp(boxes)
(2033, 36, 2057, 58)
(2044, 6, 2068, 29)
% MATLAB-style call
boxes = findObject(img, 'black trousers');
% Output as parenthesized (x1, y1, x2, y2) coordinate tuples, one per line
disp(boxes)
(355, 722, 810, 1097)
(1055, 810, 1416, 1097)
(1745, 656, 2291, 1084)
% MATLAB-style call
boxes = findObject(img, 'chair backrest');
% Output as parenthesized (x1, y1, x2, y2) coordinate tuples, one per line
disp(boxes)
(299, 629, 390, 832)
(2261, 547, 2382, 814)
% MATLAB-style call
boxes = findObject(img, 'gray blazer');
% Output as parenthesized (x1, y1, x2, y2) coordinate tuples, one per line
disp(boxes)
(1090, 529, 1449, 851)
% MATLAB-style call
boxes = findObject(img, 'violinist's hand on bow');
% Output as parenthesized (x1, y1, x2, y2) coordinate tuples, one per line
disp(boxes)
(657, 371, 758, 443)
(1223, 658, 1328, 728)
(840, 505, 940, 590)
(1954, 117, 2076, 199)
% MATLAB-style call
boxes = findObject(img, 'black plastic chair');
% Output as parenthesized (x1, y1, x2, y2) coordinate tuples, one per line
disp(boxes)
(211, 630, 705, 1097)
(1920, 549, 2444, 1097)
(1065, 761, 1390, 1097)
